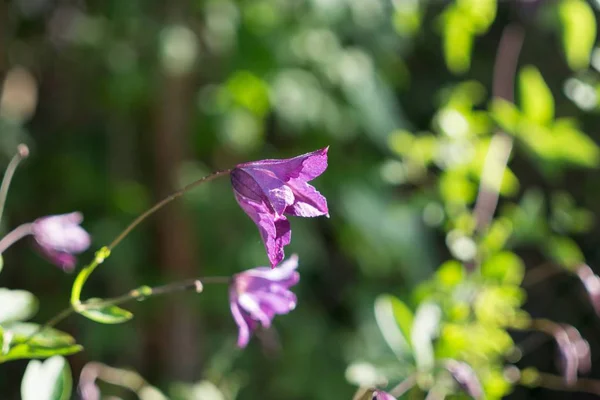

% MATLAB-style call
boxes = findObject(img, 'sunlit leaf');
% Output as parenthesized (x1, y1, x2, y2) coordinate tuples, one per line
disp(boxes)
(0, 289, 38, 324)
(374, 295, 413, 359)
(436, 260, 465, 288)
(1, 343, 82, 362)
(489, 98, 521, 133)
(21, 356, 72, 400)
(411, 302, 441, 371)
(545, 236, 585, 270)
(4, 322, 76, 349)
(553, 119, 600, 167)
(481, 252, 525, 285)
(559, 0, 597, 70)
(442, 8, 474, 74)
(519, 66, 554, 125)
(78, 299, 133, 324)
(457, 0, 497, 33)
(440, 172, 477, 205)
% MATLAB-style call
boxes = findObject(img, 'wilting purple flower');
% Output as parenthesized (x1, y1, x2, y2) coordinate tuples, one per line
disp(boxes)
(31, 212, 91, 271)
(372, 391, 396, 400)
(231, 148, 329, 268)
(229, 255, 300, 348)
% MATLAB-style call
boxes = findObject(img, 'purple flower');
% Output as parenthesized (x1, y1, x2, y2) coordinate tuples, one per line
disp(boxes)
(229, 254, 300, 348)
(31, 212, 91, 271)
(373, 391, 396, 400)
(231, 147, 329, 268)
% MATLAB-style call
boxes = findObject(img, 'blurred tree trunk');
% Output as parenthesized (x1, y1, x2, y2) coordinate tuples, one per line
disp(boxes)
(152, 40, 202, 381)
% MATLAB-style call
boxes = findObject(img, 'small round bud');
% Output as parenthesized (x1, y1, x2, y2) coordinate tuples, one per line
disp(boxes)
(17, 144, 29, 158)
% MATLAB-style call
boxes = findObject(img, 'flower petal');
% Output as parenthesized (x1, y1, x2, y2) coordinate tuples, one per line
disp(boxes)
(230, 289, 254, 348)
(233, 167, 294, 216)
(238, 293, 272, 328)
(234, 194, 291, 268)
(35, 245, 76, 272)
(32, 212, 91, 253)
(285, 180, 329, 217)
(374, 391, 397, 400)
(237, 147, 328, 183)
(244, 254, 299, 287)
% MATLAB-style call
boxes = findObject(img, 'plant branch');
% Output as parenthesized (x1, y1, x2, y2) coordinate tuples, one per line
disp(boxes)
(390, 374, 417, 397)
(520, 369, 600, 395)
(70, 169, 231, 305)
(0, 144, 29, 226)
(473, 25, 525, 234)
(0, 223, 32, 253)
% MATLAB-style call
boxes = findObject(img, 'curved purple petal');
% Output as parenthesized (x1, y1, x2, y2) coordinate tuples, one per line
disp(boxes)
(232, 168, 294, 216)
(36, 245, 76, 272)
(285, 180, 329, 217)
(234, 193, 291, 268)
(230, 289, 254, 348)
(32, 212, 91, 253)
(243, 254, 300, 287)
(237, 147, 328, 183)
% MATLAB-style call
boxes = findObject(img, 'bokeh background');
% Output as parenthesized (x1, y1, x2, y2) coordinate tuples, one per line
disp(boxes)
(2, 0, 600, 398)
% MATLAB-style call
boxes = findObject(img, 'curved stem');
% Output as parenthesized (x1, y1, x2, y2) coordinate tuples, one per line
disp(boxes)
(520, 369, 600, 395)
(0, 144, 29, 226)
(70, 169, 231, 305)
(473, 25, 525, 235)
(108, 169, 231, 250)
(390, 374, 417, 397)
(22, 275, 231, 348)
(0, 223, 32, 253)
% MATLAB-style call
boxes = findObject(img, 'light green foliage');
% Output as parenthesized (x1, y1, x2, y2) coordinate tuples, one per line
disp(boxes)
(21, 356, 72, 400)
(78, 299, 134, 324)
(440, 0, 497, 74)
(559, 0, 597, 70)
(519, 66, 555, 125)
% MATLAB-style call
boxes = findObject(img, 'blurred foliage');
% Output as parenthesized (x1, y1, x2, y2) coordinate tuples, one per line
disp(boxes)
(1, 0, 600, 399)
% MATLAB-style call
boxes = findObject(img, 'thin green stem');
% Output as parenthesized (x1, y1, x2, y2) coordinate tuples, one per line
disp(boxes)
(24, 275, 231, 347)
(390, 374, 417, 397)
(70, 169, 231, 305)
(0, 144, 29, 226)
(107, 169, 231, 251)
(0, 223, 32, 253)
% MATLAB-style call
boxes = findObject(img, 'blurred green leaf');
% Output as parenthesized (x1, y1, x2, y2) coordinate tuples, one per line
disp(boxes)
(1, 343, 82, 363)
(442, 8, 474, 74)
(440, 172, 477, 205)
(481, 252, 525, 286)
(4, 322, 76, 349)
(0, 289, 38, 324)
(458, 0, 497, 32)
(21, 356, 72, 400)
(519, 66, 554, 125)
(545, 236, 585, 270)
(374, 295, 413, 359)
(559, 0, 597, 70)
(489, 99, 521, 133)
(411, 302, 441, 371)
(436, 260, 465, 288)
(0, 254, 3, 275)
(552, 119, 600, 167)
(78, 299, 133, 324)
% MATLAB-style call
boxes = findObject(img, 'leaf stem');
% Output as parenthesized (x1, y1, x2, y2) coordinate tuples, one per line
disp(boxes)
(0, 223, 33, 253)
(70, 169, 231, 305)
(0, 144, 29, 226)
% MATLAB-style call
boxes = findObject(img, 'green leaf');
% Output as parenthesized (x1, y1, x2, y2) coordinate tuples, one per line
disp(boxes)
(21, 356, 72, 400)
(374, 295, 413, 359)
(559, 0, 597, 70)
(545, 236, 585, 270)
(0, 289, 38, 324)
(1, 343, 82, 362)
(457, 0, 497, 33)
(0, 254, 4, 275)
(4, 322, 76, 349)
(436, 260, 465, 288)
(489, 98, 521, 133)
(519, 66, 554, 125)
(411, 302, 441, 371)
(78, 299, 133, 324)
(553, 119, 600, 167)
(481, 252, 525, 285)
(442, 8, 474, 74)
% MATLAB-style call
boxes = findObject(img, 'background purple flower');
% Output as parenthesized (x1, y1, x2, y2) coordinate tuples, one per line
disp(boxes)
(229, 254, 300, 348)
(373, 390, 396, 400)
(31, 212, 91, 271)
(231, 147, 328, 267)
